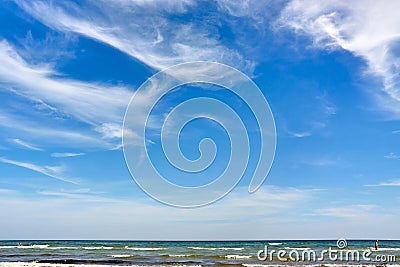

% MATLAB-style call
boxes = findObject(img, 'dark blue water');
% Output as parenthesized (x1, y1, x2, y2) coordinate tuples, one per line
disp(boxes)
(0, 240, 399, 266)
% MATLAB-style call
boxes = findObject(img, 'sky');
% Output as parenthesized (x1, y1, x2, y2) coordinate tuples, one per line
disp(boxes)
(0, 0, 399, 240)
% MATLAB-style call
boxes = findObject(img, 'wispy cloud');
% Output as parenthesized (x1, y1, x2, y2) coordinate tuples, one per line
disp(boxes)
(12, 138, 42, 151)
(289, 131, 312, 138)
(228, 186, 320, 209)
(38, 189, 119, 203)
(15, 0, 254, 73)
(278, 0, 400, 117)
(384, 152, 400, 159)
(0, 40, 134, 149)
(304, 157, 339, 167)
(317, 93, 337, 116)
(51, 152, 85, 158)
(392, 130, 400, 134)
(366, 179, 400, 187)
(0, 109, 108, 149)
(285, 92, 337, 138)
(0, 157, 77, 184)
(311, 204, 378, 218)
(0, 40, 132, 125)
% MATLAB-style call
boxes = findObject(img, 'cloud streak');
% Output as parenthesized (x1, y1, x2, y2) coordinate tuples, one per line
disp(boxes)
(51, 152, 85, 158)
(38, 190, 120, 203)
(0, 157, 77, 184)
(384, 152, 400, 159)
(366, 179, 400, 187)
(0, 109, 109, 149)
(311, 204, 378, 218)
(12, 138, 42, 151)
(278, 0, 400, 117)
(15, 0, 254, 73)
(0, 40, 135, 150)
(0, 40, 132, 126)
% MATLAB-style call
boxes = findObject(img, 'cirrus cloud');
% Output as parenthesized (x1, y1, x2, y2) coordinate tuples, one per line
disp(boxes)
(278, 0, 400, 117)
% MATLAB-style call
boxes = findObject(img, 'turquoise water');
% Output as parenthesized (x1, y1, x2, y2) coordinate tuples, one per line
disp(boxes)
(0, 240, 399, 266)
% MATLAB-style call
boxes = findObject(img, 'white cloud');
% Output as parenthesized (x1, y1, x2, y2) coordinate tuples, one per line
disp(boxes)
(38, 190, 120, 203)
(0, 40, 132, 126)
(15, 0, 254, 73)
(0, 157, 77, 184)
(217, 0, 261, 18)
(0, 109, 109, 149)
(0, 40, 135, 150)
(285, 92, 337, 138)
(393, 130, 400, 134)
(94, 123, 123, 140)
(0, 185, 320, 239)
(1, 184, 399, 239)
(12, 138, 42, 151)
(51, 152, 85, 158)
(384, 152, 400, 159)
(216, 0, 283, 23)
(366, 179, 400, 187)
(278, 0, 400, 117)
(228, 186, 319, 209)
(289, 131, 312, 138)
(311, 204, 378, 218)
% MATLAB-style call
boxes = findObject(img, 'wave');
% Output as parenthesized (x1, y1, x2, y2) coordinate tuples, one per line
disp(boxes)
(376, 248, 400, 251)
(35, 259, 202, 267)
(110, 254, 135, 258)
(82, 246, 114, 250)
(268, 242, 283, 246)
(188, 247, 244, 251)
(243, 264, 272, 267)
(283, 247, 311, 250)
(225, 255, 252, 260)
(0, 245, 50, 249)
(124, 246, 166, 251)
(47, 246, 79, 250)
(169, 254, 192, 258)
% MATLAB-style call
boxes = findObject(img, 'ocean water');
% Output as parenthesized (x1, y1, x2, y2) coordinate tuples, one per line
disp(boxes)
(0, 240, 399, 266)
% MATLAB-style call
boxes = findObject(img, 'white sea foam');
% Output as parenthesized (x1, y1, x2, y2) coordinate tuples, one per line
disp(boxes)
(47, 246, 79, 250)
(283, 247, 311, 250)
(110, 254, 134, 258)
(169, 254, 191, 258)
(225, 255, 252, 260)
(0, 245, 50, 249)
(82, 246, 113, 250)
(188, 247, 244, 251)
(242, 264, 272, 267)
(376, 247, 400, 251)
(268, 242, 283, 246)
(125, 246, 166, 251)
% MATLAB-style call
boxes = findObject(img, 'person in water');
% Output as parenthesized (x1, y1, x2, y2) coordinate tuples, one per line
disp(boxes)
(375, 240, 379, 250)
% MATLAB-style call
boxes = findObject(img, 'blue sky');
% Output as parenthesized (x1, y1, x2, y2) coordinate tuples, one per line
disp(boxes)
(0, 0, 399, 240)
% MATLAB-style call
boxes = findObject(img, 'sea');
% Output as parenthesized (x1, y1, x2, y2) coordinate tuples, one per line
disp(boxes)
(0, 240, 399, 266)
